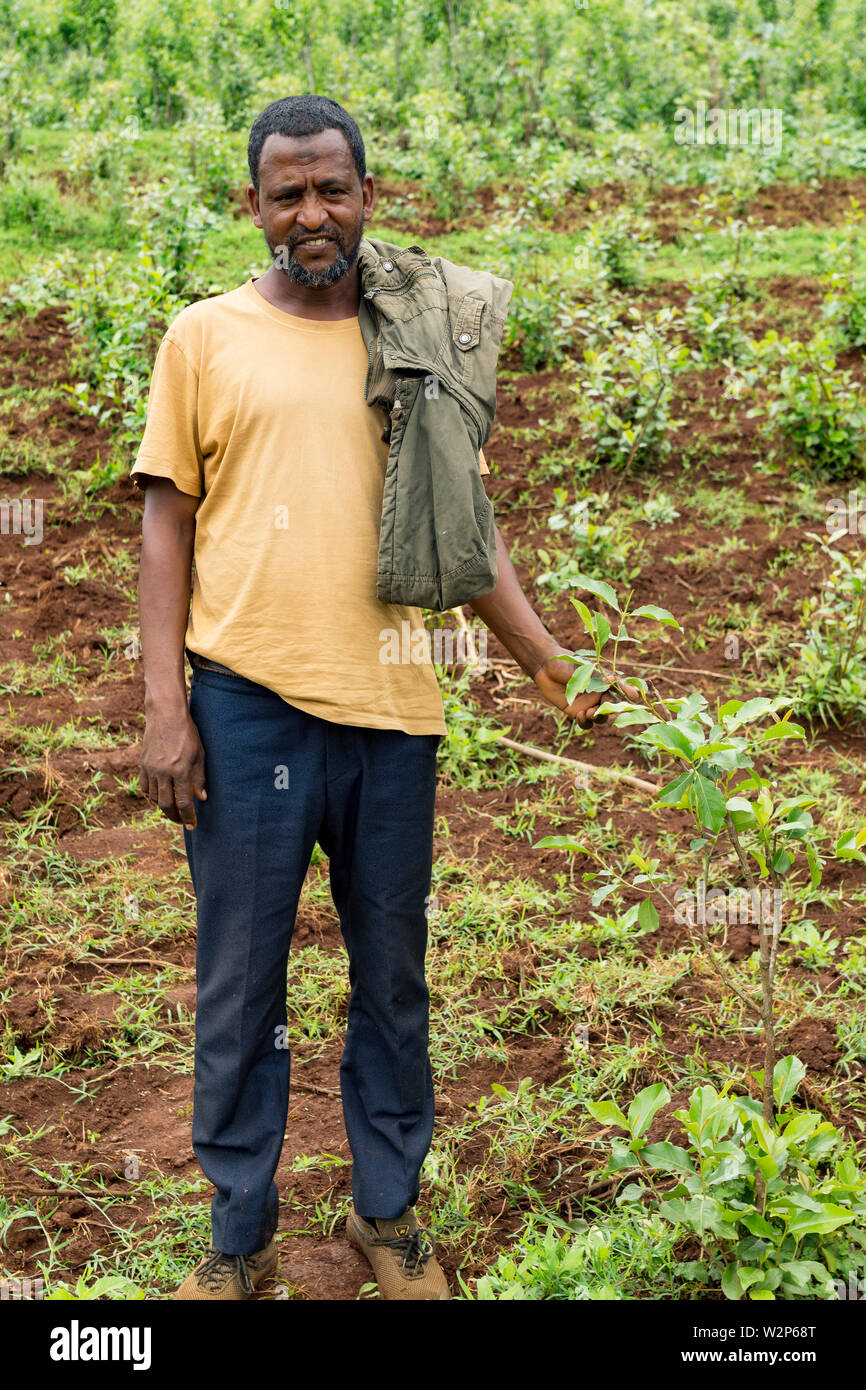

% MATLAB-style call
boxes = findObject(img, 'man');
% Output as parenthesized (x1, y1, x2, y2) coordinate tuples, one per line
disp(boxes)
(133, 95, 607, 1302)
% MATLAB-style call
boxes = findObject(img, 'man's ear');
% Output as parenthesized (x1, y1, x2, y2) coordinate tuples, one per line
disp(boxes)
(247, 182, 262, 228)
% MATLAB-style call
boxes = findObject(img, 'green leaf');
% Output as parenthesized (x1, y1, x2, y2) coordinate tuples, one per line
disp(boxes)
(689, 775, 726, 833)
(534, 835, 591, 853)
(761, 722, 805, 742)
(740, 1211, 777, 1239)
(640, 723, 695, 759)
(572, 600, 595, 639)
(587, 1099, 629, 1130)
(641, 1141, 694, 1174)
(835, 831, 866, 864)
(787, 1204, 855, 1238)
(726, 795, 756, 829)
(632, 604, 681, 628)
(637, 898, 659, 932)
(725, 697, 774, 727)
(571, 576, 620, 612)
(566, 665, 593, 702)
(800, 845, 822, 889)
(628, 1082, 670, 1140)
(657, 771, 692, 805)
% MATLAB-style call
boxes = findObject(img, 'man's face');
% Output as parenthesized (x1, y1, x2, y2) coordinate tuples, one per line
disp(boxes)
(248, 128, 374, 289)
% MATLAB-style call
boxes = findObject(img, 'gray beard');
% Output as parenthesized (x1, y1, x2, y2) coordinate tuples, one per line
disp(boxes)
(269, 228, 362, 289)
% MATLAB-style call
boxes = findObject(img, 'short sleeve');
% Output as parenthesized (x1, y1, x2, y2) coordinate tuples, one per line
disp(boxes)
(130, 333, 204, 497)
(478, 447, 490, 476)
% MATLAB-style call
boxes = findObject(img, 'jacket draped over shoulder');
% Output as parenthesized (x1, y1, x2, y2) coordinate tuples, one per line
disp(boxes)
(356, 237, 513, 611)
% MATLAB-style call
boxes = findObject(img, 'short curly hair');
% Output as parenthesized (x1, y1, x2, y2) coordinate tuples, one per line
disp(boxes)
(248, 95, 366, 192)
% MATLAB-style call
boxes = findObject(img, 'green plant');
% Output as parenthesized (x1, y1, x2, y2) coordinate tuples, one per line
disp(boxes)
(792, 537, 866, 726)
(180, 101, 240, 210)
(63, 125, 140, 193)
(575, 308, 689, 471)
(786, 919, 839, 970)
(585, 206, 658, 291)
(641, 493, 681, 528)
(588, 1067, 866, 1300)
(537, 489, 641, 590)
(392, 89, 488, 220)
(45, 1273, 146, 1300)
(536, 573, 866, 1127)
(820, 200, 866, 349)
(435, 666, 516, 791)
(746, 331, 866, 479)
(0, 167, 69, 241)
(683, 208, 770, 364)
(485, 206, 611, 370)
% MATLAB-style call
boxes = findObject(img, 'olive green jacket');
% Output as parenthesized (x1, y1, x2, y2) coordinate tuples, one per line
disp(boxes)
(356, 236, 513, 610)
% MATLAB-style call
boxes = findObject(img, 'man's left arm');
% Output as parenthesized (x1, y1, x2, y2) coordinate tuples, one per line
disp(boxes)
(467, 523, 607, 731)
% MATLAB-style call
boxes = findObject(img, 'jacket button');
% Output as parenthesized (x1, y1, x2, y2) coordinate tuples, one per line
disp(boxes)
(458, 331, 472, 344)
(382, 260, 394, 272)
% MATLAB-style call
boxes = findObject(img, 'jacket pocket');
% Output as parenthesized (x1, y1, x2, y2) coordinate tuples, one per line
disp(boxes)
(449, 296, 486, 383)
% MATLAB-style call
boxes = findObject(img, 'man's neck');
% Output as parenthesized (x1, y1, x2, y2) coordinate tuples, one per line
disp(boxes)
(251, 264, 361, 321)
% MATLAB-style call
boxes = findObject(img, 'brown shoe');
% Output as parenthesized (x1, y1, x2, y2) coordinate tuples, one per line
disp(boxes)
(347, 1206, 451, 1300)
(173, 1237, 277, 1300)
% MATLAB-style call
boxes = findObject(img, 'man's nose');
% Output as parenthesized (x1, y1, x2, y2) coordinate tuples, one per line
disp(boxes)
(296, 192, 328, 230)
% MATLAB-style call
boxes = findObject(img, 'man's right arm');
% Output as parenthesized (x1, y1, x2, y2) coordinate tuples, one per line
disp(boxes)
(138, 476, 207, 830)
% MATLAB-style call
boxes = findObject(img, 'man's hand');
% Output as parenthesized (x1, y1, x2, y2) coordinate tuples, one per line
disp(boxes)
(140, 709, 207, 829)
(531, 651, 611, 730)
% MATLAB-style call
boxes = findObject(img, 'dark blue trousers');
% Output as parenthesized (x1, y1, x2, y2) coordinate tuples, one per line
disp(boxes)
(182, 663, 441, 1256)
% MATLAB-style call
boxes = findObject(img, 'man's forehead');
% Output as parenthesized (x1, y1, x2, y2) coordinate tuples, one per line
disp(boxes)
(259, 129, 355, 178)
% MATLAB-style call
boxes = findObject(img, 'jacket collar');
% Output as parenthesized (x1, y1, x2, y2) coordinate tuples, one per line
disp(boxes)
(357, 237, 437, 296)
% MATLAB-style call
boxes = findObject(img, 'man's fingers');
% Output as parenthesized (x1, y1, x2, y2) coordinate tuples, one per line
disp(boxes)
(191, 752, 207, 802)
(155, 775, 183, 824)
(174, 784, 198, 829)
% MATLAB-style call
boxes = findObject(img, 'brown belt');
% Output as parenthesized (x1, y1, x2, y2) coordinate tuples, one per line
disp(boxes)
(186, 647, 245, 678)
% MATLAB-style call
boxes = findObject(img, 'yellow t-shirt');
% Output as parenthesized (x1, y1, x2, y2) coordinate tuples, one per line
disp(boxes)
(131, 278, 490, 736)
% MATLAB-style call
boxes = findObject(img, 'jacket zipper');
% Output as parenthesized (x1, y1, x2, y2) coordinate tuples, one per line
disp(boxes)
(362, 297, 378, 400)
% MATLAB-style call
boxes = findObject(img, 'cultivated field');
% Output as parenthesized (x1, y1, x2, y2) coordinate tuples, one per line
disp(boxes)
(1, 0, 865, 1303)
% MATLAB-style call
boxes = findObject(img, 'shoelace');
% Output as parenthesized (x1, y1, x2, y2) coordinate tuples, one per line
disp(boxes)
(196, 1246, 256, 1297)
(378, 1226, 436, 1277)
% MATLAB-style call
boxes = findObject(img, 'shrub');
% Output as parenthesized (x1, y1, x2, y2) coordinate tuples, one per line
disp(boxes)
(575, 307, 689, 469)
(588, 1067, 866, 1301)
(820, 200, 866, 350)
(747, 331, 866, 479)
(793, 536, 866, 727)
